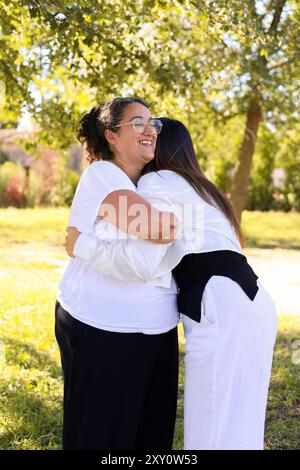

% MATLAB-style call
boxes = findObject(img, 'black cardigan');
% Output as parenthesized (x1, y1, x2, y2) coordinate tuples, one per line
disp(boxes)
(172, 250, 259, 323)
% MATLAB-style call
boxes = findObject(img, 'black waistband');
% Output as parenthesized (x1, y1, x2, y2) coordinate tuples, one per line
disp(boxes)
(172, 250, 259, 323)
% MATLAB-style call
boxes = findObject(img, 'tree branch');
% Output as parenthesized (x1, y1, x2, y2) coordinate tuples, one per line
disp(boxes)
(77, 52, 100, 75)
(259, 0, 276, 22)
(269, 0, 287, 33)
(267, 58, 290, 70)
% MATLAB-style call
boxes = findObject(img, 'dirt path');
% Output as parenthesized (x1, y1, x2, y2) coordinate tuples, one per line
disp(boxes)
(245, 248, 300, 317)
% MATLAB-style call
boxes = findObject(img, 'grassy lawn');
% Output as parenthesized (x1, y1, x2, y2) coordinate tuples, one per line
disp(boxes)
(242, 210, 300, 250)
(0, 208, 299, 449)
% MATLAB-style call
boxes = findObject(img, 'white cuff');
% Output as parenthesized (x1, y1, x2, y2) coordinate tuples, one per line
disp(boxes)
(73, 233, 98, 262)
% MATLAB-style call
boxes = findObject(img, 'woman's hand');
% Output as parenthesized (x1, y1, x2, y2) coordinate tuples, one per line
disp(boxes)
(65, 226, 81, 257)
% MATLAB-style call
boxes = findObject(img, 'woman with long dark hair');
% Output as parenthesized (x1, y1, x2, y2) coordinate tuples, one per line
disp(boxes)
(67, 117, 277, 450)
(56, 102, 180, 450)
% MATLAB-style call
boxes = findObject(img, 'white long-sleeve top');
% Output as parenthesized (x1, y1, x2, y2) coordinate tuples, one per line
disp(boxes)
(73, 169, 242, 288)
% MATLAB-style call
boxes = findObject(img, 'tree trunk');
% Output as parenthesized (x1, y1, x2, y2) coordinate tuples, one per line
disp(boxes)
(229, 0, 286, 223)
(229, 95, 262, 222)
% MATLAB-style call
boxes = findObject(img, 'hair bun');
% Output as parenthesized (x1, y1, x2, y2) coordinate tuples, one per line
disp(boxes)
(77, 97, 149, 164)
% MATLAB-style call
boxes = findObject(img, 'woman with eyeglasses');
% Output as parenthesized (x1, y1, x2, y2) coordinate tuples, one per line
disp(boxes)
(66, 117, 277, 450)
(55, 98, 180, 450)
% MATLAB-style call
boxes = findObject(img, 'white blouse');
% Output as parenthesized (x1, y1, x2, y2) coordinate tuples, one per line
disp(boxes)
(73, 170, 242, 289)
(57, 162, 179, 334)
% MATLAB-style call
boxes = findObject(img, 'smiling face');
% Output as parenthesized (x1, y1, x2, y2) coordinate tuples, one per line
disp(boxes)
(105, 102, 157, 167)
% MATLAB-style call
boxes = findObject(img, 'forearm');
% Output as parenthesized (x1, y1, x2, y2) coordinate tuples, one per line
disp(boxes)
(99, 190, 177, 243)
(74, 233, 172, 281)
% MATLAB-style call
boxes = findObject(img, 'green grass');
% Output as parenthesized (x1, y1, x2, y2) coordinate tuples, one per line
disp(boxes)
(263, 316, 300, 449)
(242, 211, 300, 249)
(0, 208, 299, 449)
(0, 242, 63, 449)
(0, 207, 68, 248)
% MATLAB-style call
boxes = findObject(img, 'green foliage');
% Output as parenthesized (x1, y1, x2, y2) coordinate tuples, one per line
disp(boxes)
(276, 124, 300, 211)
(0, 161, 25, 206)
(0, 151, 80, 208)
(45, 150, 80, 206)
(0, 1, 300, 211)
(0, 149, 10, 165)
(196, 115, 243, 188)
(246, 125, 278, 211)
(1, 1, 299, 143)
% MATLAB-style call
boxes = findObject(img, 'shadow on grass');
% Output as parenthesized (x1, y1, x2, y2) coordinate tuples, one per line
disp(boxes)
(0, 380, 62, 450)
(2, 337, 62, 379)
(264, 327, 300, 450)
(246, 237, 300, 250)
(174, 326, 300, 450)
(2, 328, 298, 450)
(0, 337, 63, 449)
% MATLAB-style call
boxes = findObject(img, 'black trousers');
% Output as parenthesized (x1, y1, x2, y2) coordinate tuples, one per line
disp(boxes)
(54, 301, 179, 450)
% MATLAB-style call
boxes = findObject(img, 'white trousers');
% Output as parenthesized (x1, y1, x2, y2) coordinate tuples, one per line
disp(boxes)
(182, 277, 277, 450)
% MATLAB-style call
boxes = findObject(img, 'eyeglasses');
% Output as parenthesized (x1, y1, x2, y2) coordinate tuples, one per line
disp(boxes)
(114, 118, 163, 135)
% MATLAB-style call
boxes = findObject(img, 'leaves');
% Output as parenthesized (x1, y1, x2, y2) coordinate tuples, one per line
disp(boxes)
(0, 0, 299, 153)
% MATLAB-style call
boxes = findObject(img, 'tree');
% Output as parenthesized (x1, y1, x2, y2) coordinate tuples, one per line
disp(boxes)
(246, 124, 278, 211)
(167, 0, 300, 220)
(1, 1, 299, 218)
(276, 123, 300, 211)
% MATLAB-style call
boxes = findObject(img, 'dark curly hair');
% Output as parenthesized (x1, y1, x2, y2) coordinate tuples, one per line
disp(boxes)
(77, 97, 149, 164)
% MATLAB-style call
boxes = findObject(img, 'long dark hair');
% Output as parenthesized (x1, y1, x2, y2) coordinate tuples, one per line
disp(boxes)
(143, 117, 244, 246)
(77, 97, 149, 164)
